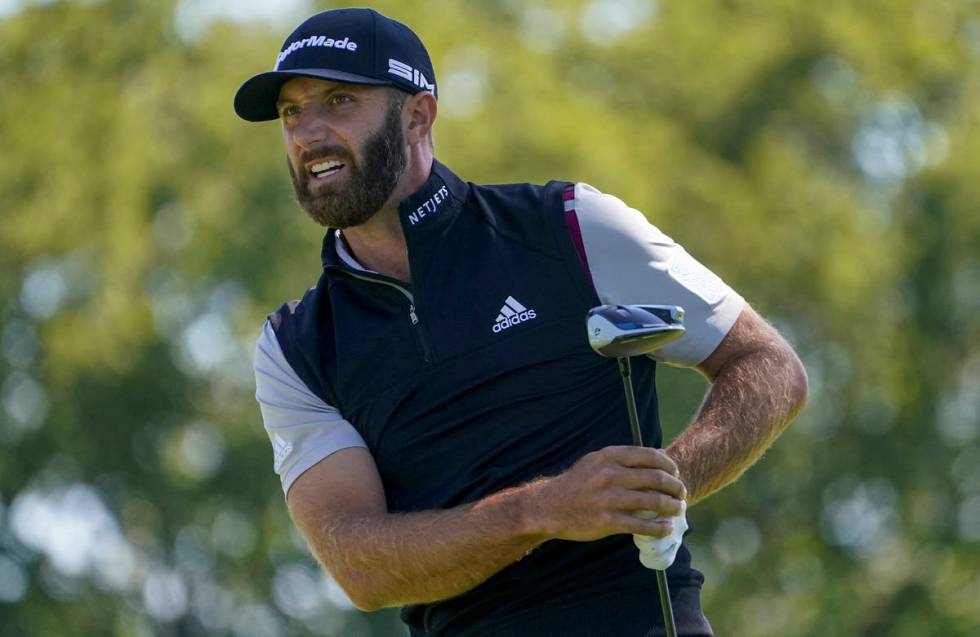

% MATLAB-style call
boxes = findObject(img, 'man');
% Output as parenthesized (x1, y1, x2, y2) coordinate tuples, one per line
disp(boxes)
(239, 8, 807, 637)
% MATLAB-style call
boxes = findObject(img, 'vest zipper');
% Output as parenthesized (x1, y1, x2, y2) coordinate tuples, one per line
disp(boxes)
(340, 270, 433, 364)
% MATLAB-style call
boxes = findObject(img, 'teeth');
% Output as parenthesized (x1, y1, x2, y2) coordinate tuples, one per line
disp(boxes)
(311, 160, 342, 174)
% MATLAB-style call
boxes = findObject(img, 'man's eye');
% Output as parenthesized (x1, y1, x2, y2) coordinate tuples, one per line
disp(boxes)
(329, 94, 353, 105)
(280, 104, 300, 117)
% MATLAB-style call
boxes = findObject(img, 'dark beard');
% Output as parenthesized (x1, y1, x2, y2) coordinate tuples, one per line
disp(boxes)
(288, 96, 408, 229)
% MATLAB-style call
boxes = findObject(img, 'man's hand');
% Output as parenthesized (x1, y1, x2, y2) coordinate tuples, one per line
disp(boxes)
(633, 501, 688, 570)
(528, 445, 687, 542)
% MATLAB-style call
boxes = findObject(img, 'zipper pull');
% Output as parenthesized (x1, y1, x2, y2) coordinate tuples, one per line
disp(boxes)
(409, 304, 419, 325)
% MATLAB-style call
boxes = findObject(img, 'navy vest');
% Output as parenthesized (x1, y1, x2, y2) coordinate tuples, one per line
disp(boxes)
(270, 161, 709, 636)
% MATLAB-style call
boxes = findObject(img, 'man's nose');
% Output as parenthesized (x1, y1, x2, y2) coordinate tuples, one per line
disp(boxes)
(293, 105, 335, 149)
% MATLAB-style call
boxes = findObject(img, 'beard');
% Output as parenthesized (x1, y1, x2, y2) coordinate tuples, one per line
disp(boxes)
(287, 95, 408, 229)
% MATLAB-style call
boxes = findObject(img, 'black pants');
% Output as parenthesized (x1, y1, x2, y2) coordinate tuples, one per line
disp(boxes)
(459, 587, 714, 637)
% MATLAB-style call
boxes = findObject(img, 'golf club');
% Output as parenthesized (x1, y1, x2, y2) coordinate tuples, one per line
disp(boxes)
(586, 304, 686, 637)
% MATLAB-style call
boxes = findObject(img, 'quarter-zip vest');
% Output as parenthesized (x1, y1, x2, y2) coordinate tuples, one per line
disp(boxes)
(270, 161, 709, 636)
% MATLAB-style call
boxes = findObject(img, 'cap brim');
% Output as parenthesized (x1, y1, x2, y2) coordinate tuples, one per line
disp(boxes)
(234, 68, 393, 122)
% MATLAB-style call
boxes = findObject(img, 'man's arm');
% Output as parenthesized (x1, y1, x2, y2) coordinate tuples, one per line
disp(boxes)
(666, 304, 808, 505)
(287, 444, 686, 611)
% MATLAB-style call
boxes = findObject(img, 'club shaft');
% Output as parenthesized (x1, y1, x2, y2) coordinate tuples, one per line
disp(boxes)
(655, 570, 676, 637)
(617, 357, 644, 447)
(616, 356, 677, 637)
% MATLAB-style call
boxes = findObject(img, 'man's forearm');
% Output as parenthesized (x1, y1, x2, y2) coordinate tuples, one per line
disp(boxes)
(667, 336, 808, 505)
(302, 441, 687, 611)
(309, 481, 548, 611)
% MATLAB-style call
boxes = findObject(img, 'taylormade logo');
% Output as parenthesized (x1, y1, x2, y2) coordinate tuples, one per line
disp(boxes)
(492, 297, 537, 333)
(275, 35, 358, 69)
(388, 59, 436, 93)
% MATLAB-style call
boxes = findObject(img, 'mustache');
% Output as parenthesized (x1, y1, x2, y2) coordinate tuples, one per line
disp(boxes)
(298, 145, 352, 165)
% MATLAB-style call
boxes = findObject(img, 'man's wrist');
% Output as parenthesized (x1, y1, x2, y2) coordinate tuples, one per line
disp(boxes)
(508, 476, 557, 542)
(664, 442, 696, 506)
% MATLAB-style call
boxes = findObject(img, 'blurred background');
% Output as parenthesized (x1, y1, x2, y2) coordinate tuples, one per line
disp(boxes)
(1, 0, 978, 635)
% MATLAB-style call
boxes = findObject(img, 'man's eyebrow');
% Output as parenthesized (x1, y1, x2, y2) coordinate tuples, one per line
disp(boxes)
(277, 83, 369, 108)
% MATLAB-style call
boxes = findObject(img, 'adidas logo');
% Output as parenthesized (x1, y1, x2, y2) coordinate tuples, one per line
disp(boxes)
(272, 434, 292, 473)
(492, 296, 537, 333)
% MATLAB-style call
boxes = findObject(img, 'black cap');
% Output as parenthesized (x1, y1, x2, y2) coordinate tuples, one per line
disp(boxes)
(234, 8, 437, 122)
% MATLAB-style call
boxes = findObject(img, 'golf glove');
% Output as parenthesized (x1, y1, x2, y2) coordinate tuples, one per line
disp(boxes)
(633, 501, 688, 571)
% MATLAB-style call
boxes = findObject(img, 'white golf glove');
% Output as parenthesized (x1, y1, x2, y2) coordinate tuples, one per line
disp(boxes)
(633, 500, 688, 571)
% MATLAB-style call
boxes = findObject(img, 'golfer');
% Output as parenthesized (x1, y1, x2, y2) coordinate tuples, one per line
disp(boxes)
(242, 8, 807, 636)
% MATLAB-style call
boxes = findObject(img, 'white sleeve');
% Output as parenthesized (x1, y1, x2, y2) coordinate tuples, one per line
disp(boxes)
(574, 183, 745, 367)
(253, 320, 367, 496)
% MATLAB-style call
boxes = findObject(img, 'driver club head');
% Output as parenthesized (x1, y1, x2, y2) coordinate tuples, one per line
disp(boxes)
(587, 304, 686, 358)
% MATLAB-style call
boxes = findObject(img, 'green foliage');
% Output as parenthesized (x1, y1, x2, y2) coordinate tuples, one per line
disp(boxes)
(0, 0, 977, 635)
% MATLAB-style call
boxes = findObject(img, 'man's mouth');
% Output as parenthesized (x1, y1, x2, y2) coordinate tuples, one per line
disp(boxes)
(308, 159, 345, 180)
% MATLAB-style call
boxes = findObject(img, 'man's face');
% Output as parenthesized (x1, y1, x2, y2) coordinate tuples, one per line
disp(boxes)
(278, 78, 407, 228)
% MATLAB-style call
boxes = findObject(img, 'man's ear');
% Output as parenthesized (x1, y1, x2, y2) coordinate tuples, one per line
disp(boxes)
(405, 91, 437, 146)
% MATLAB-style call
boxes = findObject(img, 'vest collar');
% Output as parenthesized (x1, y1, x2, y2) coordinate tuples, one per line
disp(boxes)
(320, 159, 467, 269)
(396, 159, 466, 238)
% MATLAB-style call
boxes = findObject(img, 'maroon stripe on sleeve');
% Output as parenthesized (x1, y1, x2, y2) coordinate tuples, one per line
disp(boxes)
(562, 185, 595, 288)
